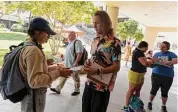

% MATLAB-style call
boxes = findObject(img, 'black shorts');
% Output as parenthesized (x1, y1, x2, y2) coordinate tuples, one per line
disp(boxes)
(150, 73, 173, 98)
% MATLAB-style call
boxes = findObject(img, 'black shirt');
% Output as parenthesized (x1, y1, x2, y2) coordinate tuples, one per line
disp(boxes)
(131, 48, 147, 73)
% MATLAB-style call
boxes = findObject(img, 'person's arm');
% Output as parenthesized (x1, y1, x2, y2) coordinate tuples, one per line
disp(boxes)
(25, 47, 72, 88)
(101, 60, 120, 74)
(162, 53, 178, 65)
(138, 57, 152, 66)
(137, 51, 153, 66)
(73, 52, 83, 66)
(25, 53, 61, 88)
(166, 58, 177, 64)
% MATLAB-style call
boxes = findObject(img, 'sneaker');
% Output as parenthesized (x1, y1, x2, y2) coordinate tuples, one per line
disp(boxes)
(161, 106, 167, 112)
(147, 102, 152, 110)
(71, 91, 80, 96)
(50, 88, 60, 94)
(122, 106, 134, 112)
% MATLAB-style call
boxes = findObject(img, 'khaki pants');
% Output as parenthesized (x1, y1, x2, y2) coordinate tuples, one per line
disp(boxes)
(56, 72, 80, 92)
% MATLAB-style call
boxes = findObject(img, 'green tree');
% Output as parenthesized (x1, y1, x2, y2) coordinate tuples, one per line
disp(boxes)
(116, 20, 144, 41)
(134, 29, 144, 41)
(0, 1, 17, 18)
(9, 1, 98, 54)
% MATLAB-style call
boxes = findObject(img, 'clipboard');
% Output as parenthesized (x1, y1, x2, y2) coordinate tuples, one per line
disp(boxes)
(87, 62, 114, 86)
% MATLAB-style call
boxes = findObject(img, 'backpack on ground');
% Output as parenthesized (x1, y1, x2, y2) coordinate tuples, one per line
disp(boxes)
(74, 40, 88, 65)
(0, 42, 35, 103)
(129, 95, 145, 112)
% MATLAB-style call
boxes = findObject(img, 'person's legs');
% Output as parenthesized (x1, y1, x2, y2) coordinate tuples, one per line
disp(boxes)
(82, 84, 92, 112)
(50, 77, 67, 94)
(135, 83, 143, 97)
(82, 83, 110, 112)
(125, 83, 137, 106)
(56, 77, 67, 91)
(135, 76, 144, 97)
(21, 90, 33, 112)
(35, 89, 47, 112)
(71, 72, 80, 96)
(125, 55, 129, 66)
(160, 76, 173, 112)
(148, 74, 161, 110)
(21, 89, 47, 112)
(91, 89, 110, 112)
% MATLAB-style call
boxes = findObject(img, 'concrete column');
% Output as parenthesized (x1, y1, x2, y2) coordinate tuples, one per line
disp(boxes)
(107, 6, 119, 36)
(144, 27, 177, 50)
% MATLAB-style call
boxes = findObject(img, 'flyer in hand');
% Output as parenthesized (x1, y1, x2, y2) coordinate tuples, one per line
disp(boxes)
(69, 66, 83, 72)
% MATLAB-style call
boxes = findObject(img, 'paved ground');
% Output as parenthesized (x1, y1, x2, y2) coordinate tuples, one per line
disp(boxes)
(0, 61, 177, 112)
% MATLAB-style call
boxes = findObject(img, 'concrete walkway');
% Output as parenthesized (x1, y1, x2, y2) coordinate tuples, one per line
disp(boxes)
(0, 61, 177, 112)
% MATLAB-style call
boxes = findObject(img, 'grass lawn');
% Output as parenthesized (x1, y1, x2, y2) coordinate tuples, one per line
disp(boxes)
(0, 47, 66, 66)
(0, 31, 28, 41)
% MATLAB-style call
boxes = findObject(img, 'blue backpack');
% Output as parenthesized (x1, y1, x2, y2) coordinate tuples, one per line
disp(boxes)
(0, 42, 36, 103)
(129, 95, 145, 112)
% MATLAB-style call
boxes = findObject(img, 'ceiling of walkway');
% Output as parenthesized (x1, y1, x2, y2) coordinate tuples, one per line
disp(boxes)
(106, 1, 177, 27)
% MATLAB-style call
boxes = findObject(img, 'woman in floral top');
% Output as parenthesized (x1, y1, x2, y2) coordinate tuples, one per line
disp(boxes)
(82, 10, 121, 112)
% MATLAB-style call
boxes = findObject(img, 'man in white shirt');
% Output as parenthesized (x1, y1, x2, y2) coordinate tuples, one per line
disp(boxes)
(50, 31, 83, 96)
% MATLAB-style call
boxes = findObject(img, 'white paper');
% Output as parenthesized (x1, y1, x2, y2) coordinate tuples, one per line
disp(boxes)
(69, 66, 83, 71)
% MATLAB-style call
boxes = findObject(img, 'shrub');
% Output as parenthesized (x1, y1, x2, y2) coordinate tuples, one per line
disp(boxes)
(10, 24, 24, 32)
(0, 23, 6, 28)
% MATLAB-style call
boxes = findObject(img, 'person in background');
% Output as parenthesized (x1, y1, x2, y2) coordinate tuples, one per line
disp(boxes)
(123, 41, 153, 112)
(147, 41, 177, 112)
(50, 31, 83, 96)
(124, 42, 132, 66)
(82, 10, 121, 112)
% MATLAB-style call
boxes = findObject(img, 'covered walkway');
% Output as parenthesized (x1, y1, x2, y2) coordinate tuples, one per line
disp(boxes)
(0, 61, 177, 112)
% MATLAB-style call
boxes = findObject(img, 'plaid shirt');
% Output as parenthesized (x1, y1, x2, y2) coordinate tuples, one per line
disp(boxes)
(87, 35, 121, 91)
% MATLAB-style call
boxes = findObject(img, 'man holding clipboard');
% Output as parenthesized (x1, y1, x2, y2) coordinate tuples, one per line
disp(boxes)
(82, 10, 121, 112)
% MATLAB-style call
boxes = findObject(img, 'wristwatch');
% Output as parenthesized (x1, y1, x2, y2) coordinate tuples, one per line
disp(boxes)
(97, 68, 103, 79)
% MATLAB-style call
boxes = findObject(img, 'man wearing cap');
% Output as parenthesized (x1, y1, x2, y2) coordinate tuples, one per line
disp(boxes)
(19, 17, 72, 112)
(50, 31, 83, 96)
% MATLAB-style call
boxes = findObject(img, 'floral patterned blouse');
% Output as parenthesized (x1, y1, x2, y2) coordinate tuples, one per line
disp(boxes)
(87, 35, 121, 91)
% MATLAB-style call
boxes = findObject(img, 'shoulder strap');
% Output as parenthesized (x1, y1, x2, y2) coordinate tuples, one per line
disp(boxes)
(73, 40, 79, 56)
